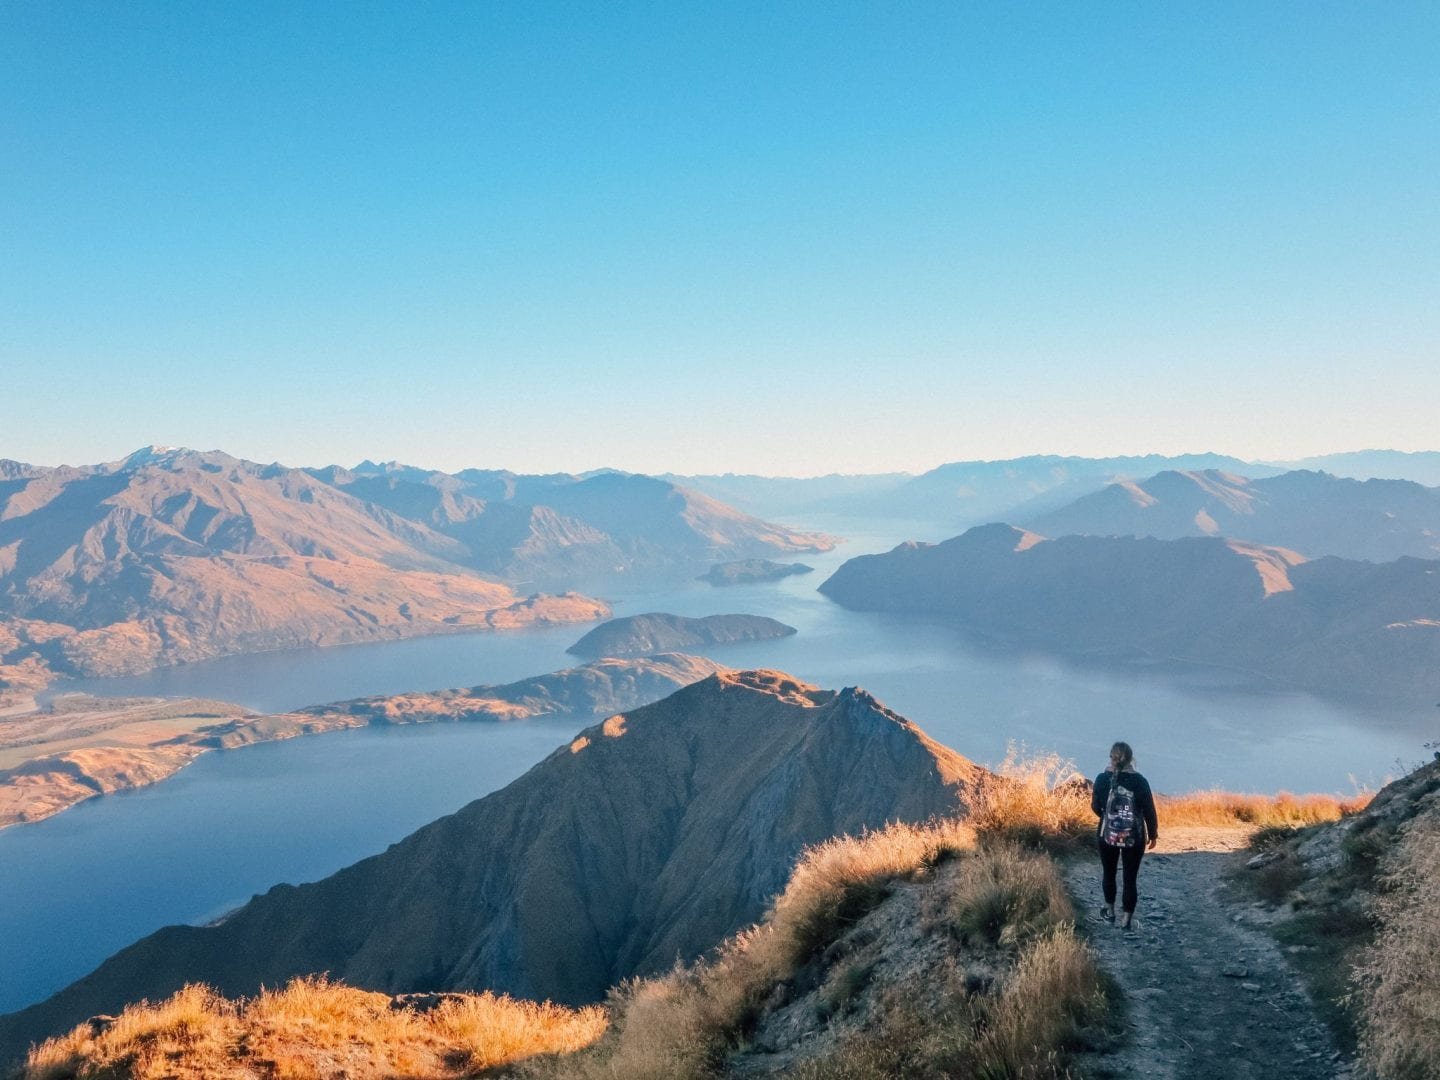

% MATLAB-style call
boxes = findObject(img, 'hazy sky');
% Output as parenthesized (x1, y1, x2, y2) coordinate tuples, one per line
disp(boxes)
(3, 3, 1437, 475)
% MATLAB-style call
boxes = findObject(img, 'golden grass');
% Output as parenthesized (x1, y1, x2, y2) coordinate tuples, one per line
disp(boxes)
(968, 746, 1097, 849)
(1354, 816, 1440, 1079)
(1157, 789, 1370, 829)
(22, 976, 607, 1080)
(970, 925, 1108, 1078)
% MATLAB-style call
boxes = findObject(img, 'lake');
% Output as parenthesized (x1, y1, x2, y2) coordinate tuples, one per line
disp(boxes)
(2, 515, 1434, 1014)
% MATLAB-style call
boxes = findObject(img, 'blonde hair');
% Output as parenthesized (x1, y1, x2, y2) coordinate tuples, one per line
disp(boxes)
(1109, 741, 1134, 773)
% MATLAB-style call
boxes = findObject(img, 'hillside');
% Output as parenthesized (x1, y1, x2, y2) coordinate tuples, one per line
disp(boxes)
(565, 613, 797, 658)
(818, 523, 1440, 701)
(0, 449, 608, 697)
(1027, 468, 1440, 561)
(0, 670, 983, 1059)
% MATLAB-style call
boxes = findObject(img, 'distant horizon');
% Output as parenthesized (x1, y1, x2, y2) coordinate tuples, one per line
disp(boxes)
(6, 441, 1440, 481)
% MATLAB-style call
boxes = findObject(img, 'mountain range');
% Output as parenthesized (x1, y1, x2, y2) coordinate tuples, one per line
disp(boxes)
(818, 523, 1440, 701)
(0, 669, 982, 1058)
(0, 448, 832, 697)
(673, 452, 1440, 528)
(309, 459, 834, 584)
(1026, 469, 1440, 562)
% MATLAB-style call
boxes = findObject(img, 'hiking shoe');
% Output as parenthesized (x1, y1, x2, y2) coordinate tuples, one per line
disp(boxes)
(1120, 913, 1134, 931)
(1100, 906, 1115, 923)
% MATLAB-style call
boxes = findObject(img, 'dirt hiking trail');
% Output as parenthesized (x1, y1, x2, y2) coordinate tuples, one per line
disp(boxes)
(1064, 826, 1352, 1080)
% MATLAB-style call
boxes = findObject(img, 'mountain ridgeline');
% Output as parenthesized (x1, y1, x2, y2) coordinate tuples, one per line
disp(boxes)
(0, 670, 982, 1059)
(819, 523, 1440, 702)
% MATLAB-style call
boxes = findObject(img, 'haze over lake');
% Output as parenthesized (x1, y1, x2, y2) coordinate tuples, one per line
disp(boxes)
(1, 516, 1431, 1014)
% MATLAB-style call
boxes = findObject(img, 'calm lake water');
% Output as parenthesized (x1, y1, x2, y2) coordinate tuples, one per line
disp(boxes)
(2, 515, 1435, 1013)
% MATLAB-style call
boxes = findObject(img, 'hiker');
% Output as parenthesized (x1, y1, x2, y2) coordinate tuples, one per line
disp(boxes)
(1092, 740, 1158, 930)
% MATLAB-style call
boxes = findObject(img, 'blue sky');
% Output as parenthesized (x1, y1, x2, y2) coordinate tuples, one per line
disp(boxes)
(2, 3, 1436, 475)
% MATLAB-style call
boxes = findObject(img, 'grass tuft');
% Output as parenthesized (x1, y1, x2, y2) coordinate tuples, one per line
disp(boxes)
(22, 975, 606, 1079)
(949, 843, 1074, 947)
(968, 746, 1094, 851)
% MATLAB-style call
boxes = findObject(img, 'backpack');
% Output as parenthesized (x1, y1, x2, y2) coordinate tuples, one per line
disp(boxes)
(1101, 774, 1139, 848)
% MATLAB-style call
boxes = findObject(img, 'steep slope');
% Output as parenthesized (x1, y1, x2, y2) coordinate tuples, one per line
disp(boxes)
(0, 449, 608, 683)
(1028, 469, 1440, 561)
(819, 524, 1440, 701)
(312, 463, 837, 583)
(566, 613, 797, 658)
(0, 671, 982, 1058)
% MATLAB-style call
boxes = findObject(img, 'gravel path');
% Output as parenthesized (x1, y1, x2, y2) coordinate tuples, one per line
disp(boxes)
(1064, 827, 1350, 1080)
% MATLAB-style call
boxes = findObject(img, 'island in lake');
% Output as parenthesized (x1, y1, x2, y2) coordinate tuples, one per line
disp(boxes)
(566, 613, 798, 658)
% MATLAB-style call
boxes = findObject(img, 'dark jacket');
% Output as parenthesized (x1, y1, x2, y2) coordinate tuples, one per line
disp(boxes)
(1092, 769, 1158, 845)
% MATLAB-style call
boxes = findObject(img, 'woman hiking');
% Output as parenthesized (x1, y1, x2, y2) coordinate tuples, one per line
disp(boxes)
(1092, 740, 1158, 930)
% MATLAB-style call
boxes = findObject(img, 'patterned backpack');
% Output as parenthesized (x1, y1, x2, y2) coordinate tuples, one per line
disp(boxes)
(1101, 775, 1139, 848)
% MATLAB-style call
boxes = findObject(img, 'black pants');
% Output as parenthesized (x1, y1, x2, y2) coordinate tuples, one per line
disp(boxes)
(1099, 839, 1144, 913)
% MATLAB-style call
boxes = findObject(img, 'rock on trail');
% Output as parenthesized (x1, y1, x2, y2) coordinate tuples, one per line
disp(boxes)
(1063, 827, 1349, 1079)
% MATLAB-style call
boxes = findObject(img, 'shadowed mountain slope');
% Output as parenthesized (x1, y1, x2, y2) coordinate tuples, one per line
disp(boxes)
(819, 524, 1440, 701)
(1027, 469, 1440, 561)
(0, 671, 982, 1060)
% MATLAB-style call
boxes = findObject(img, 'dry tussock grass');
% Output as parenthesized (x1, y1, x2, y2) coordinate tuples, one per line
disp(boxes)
(784, 925, 1104, 1080)
(1158, 789, 1370, 829)
(1355, 816, 1440, 1080)
(968, 747, 1094, 850)
(971, 925, 1106, 1078)
(949, 842, 1074, 946)
(23, 976, 606, 1079)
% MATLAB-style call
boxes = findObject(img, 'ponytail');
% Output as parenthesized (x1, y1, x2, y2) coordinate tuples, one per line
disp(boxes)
(1109, 741, 1134, 774)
